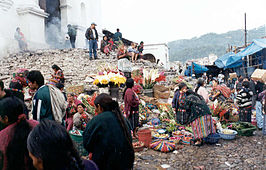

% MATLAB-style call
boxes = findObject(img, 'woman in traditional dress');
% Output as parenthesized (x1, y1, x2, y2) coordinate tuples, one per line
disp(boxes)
(49, 64, 65, 85)
(195, 78, 209, 103)
(73, 103, 93, 131)
(66, 93, 81, 131)
(27, 119, 98, 170)
(185, 90, 216, 146)
(210, 79, 231, 102)
(0, 97, 38, 170)
(172, 82, 189, 125)
(123, 78, 140, 138)
(83, 93, 134, 170)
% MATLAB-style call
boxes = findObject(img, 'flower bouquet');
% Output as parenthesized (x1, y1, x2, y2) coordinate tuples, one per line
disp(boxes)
(93, 71, 126, 88)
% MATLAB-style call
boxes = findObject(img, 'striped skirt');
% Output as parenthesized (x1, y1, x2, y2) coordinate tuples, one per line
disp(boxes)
(191, 115, 216, 139)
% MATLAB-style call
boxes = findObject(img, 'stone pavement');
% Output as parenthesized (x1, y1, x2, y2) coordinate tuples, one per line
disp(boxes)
(134, 131, 265, 170)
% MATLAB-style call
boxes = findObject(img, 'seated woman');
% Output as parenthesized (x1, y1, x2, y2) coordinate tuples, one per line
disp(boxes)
(27, 119, 98, 170)
(73, 103, 93, 131)
(49, 64, 65, 86)
(108, 37, 114, 51)
(83, 93, 134, 170)
(66, 93, 81, 131)
(127, 43, 139, 63)
(100, 36, 110, 55)
(210, 79, 231, 102)
(0, 97, 38, 170)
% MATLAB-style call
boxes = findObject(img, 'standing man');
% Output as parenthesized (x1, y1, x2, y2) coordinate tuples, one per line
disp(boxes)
(113, 28, 122, 42)
(27, 71, 67, 123)
(85, 23, 98, 60)
(67, 24, 77, 48)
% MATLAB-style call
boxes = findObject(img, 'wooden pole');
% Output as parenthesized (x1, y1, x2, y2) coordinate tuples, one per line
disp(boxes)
(244, 13, 247, 47)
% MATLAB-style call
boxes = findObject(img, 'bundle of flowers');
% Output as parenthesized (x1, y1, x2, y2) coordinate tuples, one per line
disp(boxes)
(93, 71, 126, 88)
(210, 100, 230, 122)
(132, 69, 166, 89)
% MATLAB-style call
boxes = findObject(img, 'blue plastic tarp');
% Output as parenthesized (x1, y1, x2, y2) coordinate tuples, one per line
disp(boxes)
(214, 52, 236, 68)
(188, 62, 208, 74)
(235, 39, 266, 58)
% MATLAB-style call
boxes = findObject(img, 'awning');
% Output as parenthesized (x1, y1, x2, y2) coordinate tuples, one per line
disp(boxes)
(235, 39, 266, 58)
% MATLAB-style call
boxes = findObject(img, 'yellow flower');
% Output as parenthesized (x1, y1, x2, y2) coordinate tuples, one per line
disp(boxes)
(101, 79, 109, 85)
(93, 79, 99, 85)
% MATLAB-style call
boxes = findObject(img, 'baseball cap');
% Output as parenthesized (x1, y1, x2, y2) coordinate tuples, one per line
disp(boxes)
(91, 22, 97, 26)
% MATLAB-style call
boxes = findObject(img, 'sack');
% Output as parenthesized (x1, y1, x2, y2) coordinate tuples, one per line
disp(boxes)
(153, 85, 170, 99)
(48, 85, 68, 123)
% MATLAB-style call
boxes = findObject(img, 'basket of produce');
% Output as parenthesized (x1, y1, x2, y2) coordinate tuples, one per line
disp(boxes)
(218, 129, 237, 140)
(69, 130, 88, 156)
(133, 141, 145, 152)
(152, 132, 169, 140)
(203, 133, 220, 144)
(227, 122, 256, 136)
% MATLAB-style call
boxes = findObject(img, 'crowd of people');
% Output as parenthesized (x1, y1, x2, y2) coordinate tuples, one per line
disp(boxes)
(0, 66, 140, 169)
(172, 74, 266, 145)
(0, 61, 265, 169)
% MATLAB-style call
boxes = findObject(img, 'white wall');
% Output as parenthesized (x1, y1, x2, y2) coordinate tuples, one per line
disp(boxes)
(60, 0, 102, 48)
(143, 44, 170, 69)
(0, 0, 48, 57)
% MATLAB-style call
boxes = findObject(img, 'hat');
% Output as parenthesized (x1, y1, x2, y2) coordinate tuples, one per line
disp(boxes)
(91, 22, 97, 26)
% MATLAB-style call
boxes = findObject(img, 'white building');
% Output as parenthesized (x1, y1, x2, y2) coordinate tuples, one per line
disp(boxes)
(143, 43, 170, 69)
(0, 0, 102, 56)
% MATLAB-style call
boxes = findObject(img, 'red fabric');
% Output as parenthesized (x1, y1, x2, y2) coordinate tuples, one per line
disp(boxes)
(0, 120, 38, 170)
(124, 88, 140, 117)
(214, 85, 231, 98)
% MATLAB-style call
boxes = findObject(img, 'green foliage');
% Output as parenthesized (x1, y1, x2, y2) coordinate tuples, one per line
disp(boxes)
(168, 26, 266, 62)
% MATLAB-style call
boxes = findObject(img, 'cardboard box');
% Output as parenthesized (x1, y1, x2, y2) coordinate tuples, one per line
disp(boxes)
(229, 72, 237, 79)
(251, 69, 266, 82)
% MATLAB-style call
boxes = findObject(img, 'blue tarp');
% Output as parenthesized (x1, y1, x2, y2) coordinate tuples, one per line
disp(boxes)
(235, 39, 266, 58)
(215, 39, 266, 69)
(184, 62, 208, 76)
(214, 52, 241, 69)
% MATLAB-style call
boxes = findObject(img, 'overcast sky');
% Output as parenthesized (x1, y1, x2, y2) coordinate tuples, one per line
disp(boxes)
(101, 0, 266, 44)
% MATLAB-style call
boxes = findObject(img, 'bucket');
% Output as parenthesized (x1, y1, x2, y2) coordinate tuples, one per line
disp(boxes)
(109, 87, 119, 99)
(137, 129, 152, 147)
(143, 89, 154, 97)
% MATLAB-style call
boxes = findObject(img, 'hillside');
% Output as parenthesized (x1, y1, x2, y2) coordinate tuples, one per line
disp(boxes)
(168, 26, 265, 62)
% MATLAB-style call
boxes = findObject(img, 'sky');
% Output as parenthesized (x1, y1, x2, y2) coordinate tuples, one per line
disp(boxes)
(101, 0, 266, 44)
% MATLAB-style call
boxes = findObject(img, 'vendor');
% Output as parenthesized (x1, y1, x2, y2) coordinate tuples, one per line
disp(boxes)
(49, 64, 65, 85)
(83, 93, 134, 170)
(172, 82, 189, 125)
(210, 79, 231, 102)
(236, 81, 253, 122)
(185, 90, 216, 146)
(73, 103, 93, 131)
(195, 78, 209, 103)
(123, 78, 140, 138)
(66, 93, 81, 131)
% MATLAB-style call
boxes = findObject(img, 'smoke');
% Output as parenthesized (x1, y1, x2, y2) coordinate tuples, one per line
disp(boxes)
(45, 17, 64, 49)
